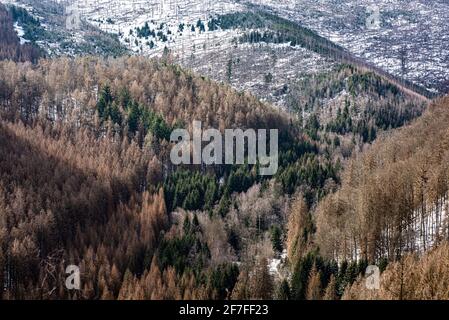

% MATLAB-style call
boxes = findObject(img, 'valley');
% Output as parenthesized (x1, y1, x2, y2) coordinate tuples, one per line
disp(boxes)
(0, 0, 449, 302)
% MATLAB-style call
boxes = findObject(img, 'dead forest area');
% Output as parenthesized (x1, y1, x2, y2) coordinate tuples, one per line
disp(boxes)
(0, 45, 448, 301)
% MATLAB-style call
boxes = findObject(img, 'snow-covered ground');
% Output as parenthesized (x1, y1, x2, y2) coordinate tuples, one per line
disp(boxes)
(244, 0, 449, 93)
(13, 21, 30, 44)
(268, 249, 288, 280)
(53, 0, 449, 96)
(409, 197, 449, 254)
(41, 0, 335, 108)
(183, 41, 334, 107)
(351, 196, 449, 263)
(5, 0, 447, 100)
(61, 0, 244, 56)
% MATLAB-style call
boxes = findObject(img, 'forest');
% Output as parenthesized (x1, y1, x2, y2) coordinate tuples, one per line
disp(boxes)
(0, 56, 307, 299)
(311, 96, 449, 299)
(0, 14, 447, 298)
(0, 3, 42, 63)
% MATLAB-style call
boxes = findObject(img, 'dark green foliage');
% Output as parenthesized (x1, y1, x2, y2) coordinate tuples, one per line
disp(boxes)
(117, 87, 131, 109)
(264, 73, 273, 84)
(291, 252, 315, 300)
(136, 22, 156, 38)
(157, 31, 167, 42)
(334, 260, 366, 296)
(9, 5, 47, 43)
(357, 259, 369, 276)
(196, 19, 205, 33)
(277, 153, 338, 199)
(127, 101, 140, 133)
(141, 107, 172, 140)
(207, 19, 219, 31)
(96, 85, 172, 140)
(270, 225, 283, 253)
(378, 257, 389, 273)
(277, 135, 318, 169)
(226, 59, 233, 83)
(275, 129, 339, 202)
(158, 217, 210, 275)
(367, 102, 420, 131)
(164, 171, 220, 212)
(80, 31, 129, 57)
(336, 260, 348, 296)
(97, 85, 114, 120)
(0, 4, 42, 63)
(216, 191, 231, 218)
(212, 11, 344, 59)
(208, 12, 266, 30)
(207, 263, 240, 299)
(327, 101, 352, 135)
(225, 164, 256, 195)
(289, 65, 424, 144)
(291, 252, 342, 300)
(345, 261, 359, 286)
(108, 102, 122, 125)
(227, 228, 240, 252)
(164, 162, 259, 215)
(305, 114, 320, 140)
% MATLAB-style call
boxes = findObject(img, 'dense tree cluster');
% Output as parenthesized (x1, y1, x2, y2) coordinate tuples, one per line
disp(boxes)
(315, 97, 449, 263)
(287, 65, 425, 145)
(343, 242, 449, 300)
(0, 118, 167, 299)
(210, 11, 343, 60)
(0, 56, 297, 300)
(8, 5, 47, 43)
(0, 46, 438, 300)
(0, 56, 289, 130)
(283, 99, 449, 301)
(136, 22, 156, 39)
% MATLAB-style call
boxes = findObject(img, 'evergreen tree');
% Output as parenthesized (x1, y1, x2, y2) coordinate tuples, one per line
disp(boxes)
(277, 279, 291, 300)
(270, 225, 283, 253)
(128, 101, 141, 133)
(291, 253, 314, 300)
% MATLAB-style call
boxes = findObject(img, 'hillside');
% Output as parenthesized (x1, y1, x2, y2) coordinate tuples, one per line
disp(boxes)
(1, 0, 433, 108)
(1, 0, 129, 57)
(283, 96, 449, 300)
(244, 0, 449, 94)
(0, 0, 447, 303)
(315, 95, 449, 261)
(0, 56, 305, 299)
(0, 49, 433, 300)
(0, 3, 41, 62)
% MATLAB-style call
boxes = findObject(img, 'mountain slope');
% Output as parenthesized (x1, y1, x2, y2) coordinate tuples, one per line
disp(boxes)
(0, 56, 295, 299)
(0, 0, 446, 302)
(315, 95, 449, 261)
(2, 0, 432, 106)
(304, 96, 449, 300)
(2, 0, 129, 57)
(0, 3, 41, 62)
(243, 0, 449, 95)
